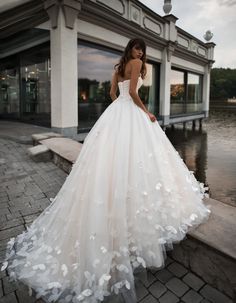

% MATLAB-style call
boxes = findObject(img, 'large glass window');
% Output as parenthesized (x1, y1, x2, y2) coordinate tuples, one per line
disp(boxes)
(78, 41, 159, 130)
(0, 67, 20, 118)
(139, 63, 159, 116)
(187, 73, 202, 112)
(170, 69, 185, 115)
(20, 44, 51, 125)
(170, 68, 203, 115)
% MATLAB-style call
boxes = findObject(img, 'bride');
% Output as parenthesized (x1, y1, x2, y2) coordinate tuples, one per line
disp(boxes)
(1, 38, 211, 303)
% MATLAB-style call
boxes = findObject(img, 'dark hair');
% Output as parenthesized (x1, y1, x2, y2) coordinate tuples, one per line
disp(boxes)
(114, 38, 147, 79)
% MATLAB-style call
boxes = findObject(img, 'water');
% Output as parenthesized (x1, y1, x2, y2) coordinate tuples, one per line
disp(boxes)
(165, 109, 236, 206)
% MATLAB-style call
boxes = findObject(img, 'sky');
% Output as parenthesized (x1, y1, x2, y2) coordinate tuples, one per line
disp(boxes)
(139, 0, 236, 68)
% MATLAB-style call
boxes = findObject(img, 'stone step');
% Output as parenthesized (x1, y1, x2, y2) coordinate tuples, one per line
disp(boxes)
(39, 137, 83, 173)
(27, 144, 52, 162)
(32, 132, 63, 146)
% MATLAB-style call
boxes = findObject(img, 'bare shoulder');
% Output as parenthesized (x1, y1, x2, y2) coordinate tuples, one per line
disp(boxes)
(129, 58, 142, 66)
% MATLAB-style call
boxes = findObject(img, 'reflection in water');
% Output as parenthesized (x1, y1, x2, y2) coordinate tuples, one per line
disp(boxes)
(166, 109, 236, 206)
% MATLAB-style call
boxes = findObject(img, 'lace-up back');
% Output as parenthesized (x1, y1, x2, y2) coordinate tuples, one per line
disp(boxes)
(118, 76, 143, 98)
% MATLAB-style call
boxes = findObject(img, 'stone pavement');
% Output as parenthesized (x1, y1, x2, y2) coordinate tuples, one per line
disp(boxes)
(0, 137, 233, 303)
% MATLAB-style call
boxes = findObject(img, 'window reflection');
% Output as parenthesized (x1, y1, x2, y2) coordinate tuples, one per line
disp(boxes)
(170, 68, 203, 115)
(78, 45, 119, 128)
(170, 69, 185, 115)
(21, 61, 51, 117)
(139, 63, 159, 115)
(0, 68, 19, 117)
(187, 73, 202, 112)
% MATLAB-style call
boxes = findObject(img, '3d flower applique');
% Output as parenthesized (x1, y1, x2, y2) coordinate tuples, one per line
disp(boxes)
(32, 264, 46, 271)
(77, 289, 93, 301)
(89, 233, 96, 240)
(99, 274, 111, 286)
(55, 246, 62, 255)
(158, 238, 166, 244)
(155, 182, 162, 190)
(84, 271, 95, 288)
(1, 261, 8, 271)
(72, 263, 79, 270)
(165, 225, 178, 234)
(130, 246, 138, 252)
(137, 256, 146, 268)
(125, 280, 131, 289)
(100, 246, 107, 254)
(116, 264, 129, 273)
(142, 191, 148, 196)
(47, 282, 62, 289)
(61, 264, 68, 276)
(111, 281, 123, 294)
(190, 213, 198, 221)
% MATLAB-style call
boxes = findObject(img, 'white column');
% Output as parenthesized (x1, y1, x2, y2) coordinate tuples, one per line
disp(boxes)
(202, 64, 211, 118)
(50, 9, 78, 136)
(161, 14, 178, 126)
(159, 48, 171, 125)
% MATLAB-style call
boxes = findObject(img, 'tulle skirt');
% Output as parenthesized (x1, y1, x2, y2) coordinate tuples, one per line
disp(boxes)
(1, 95, 211, 302)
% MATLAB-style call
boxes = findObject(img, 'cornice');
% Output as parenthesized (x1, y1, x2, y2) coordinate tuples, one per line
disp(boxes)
(0, 0, 48, 39)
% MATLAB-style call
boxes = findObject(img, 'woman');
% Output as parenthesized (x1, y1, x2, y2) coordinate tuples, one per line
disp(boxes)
(1, 38, 211, 303)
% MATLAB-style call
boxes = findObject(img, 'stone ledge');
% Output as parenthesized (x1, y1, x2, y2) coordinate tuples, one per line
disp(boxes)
(39, 137, 82, 164)
(27, 144, 52, 162)
(32, 132, 63, 145)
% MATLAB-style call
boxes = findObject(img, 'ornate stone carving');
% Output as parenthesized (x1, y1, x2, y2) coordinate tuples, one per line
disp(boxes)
(177, 34, 189, 49)
(143, 16, 162, 36)
(43, 0, 83, 29)
(130, 3, 141, 25)
(97, 0, 125, 15)
(197, 46, 207, 57)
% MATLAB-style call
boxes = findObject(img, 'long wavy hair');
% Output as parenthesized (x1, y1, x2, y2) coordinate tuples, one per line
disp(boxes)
(114, 38, 147, 79)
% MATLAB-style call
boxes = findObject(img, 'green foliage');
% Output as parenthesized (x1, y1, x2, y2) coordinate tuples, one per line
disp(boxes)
(210, 68, 236, 100)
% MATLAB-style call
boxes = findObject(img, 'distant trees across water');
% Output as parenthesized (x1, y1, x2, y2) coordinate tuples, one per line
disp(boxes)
(210, 68, 236, 100)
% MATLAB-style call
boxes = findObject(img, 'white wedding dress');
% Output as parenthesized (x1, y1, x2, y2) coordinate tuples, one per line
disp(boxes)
(1, 76, 211, 303)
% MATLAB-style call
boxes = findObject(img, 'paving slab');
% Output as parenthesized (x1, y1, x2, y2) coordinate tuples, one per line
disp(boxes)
(165, 277, 189, 297)
(200, 284, 233, 303)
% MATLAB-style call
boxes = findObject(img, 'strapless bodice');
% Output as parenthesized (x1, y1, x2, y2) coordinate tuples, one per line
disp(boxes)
(118, 76, 143, 98)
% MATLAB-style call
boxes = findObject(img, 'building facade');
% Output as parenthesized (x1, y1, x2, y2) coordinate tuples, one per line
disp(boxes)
(0, 0, 215, 136)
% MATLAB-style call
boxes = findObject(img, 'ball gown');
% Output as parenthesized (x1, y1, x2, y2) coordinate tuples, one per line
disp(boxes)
(1, 76, 211, 303)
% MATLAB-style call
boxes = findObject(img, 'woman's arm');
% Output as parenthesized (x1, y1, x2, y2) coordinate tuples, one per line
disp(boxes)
(110, 71, 118, 101)
(129, 59, 149, 114)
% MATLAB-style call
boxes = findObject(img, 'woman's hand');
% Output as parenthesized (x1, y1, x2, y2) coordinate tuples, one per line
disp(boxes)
(147, 111, 157, 122)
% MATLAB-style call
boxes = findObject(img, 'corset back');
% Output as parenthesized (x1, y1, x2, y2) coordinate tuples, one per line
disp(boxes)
(118, 76, 143, 98)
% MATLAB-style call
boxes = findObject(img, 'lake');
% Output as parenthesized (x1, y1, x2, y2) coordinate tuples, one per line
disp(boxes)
(165, 108, 236, 206)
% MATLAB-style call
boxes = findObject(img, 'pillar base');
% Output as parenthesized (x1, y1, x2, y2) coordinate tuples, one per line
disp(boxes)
(52, 126, 78, 138)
